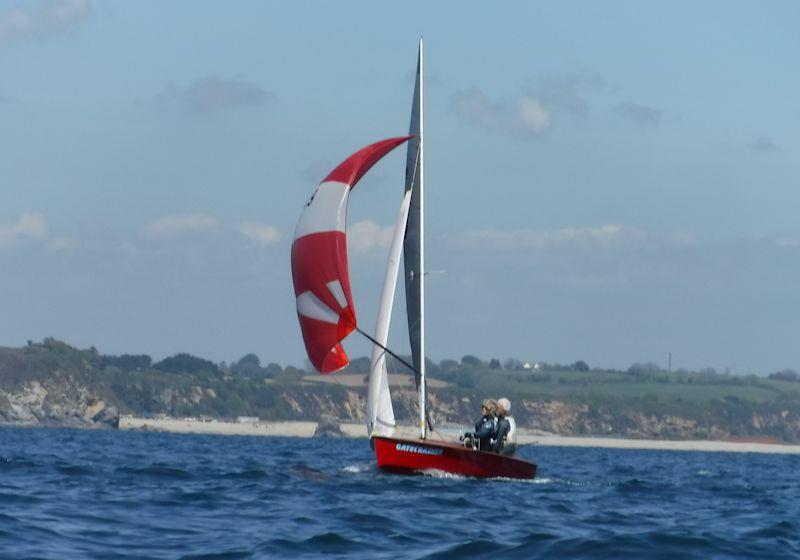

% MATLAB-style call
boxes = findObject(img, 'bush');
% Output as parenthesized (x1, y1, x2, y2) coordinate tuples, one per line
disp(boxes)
(769, 369, 800, 382)
(101, 354, 152, 371)
(231, 353, 263, 376)
(154, 353, 219, 374)
(461, 355, 483, 369)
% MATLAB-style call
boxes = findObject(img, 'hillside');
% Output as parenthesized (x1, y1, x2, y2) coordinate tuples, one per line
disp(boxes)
(2, 339, 800, 442)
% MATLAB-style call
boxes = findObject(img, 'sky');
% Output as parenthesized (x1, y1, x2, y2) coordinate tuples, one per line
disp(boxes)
(1, 0, 798, 373)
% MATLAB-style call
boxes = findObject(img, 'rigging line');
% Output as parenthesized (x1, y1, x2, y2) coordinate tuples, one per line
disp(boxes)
(429, 425, 447, 442)
(407, 140, 421, 193)
(329, 370, 345, 390)
(384, 347, 399, 379)
(356, 327, 419, 379)
(405, 141, 422, 285)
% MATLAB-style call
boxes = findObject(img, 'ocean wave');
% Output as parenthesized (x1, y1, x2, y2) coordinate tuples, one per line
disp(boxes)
(262, 533, 370, 556)
(0, 457, 38, 471)
(180, 549, 253, 560)
(219, 469, 269, 480)
(420, 538, 501, 559)
(56, 464, 94, 476)
(0, 491, 42, 504)
(116, 465, 194, 479)
(747, 520, 797, 539)
(1, 428, 798, 559)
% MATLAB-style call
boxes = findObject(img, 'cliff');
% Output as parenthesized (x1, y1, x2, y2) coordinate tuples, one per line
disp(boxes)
(0, 378, 118, 428)
(3, 339, 800, 442)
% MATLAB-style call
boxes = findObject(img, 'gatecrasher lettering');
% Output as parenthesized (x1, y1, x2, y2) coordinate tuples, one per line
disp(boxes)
(395, 443, 443, 456)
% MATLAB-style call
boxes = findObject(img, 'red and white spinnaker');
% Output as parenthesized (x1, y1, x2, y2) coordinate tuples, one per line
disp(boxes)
(291, 136, 411, 374)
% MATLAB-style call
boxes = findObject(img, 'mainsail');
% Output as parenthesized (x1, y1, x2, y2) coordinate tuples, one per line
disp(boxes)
(291, 136, 411, 373)
(404, 39, 426, 437)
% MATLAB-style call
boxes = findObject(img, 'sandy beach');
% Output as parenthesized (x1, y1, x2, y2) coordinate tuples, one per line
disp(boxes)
(118, 416, 800, 455)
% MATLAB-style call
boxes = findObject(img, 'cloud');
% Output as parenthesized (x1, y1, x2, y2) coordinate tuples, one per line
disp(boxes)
(0, 88, 16, 103)
(0, 212, 48, 248)
(459, 225, 701, 254)
(143, 213, 219, 239)
(0, 0, 91, 45)
(774, 236, 800, 248)
(614, 102, 663, 127)
(347, 220, 394, 254)
(533, 72, 605, 118)
(46, 236, 80, 251)
(450, 88, 551, 137)
(154, 75, 274, 114)
(748, 136, 779, 153)
(450, 72, 608, 137)
(517, 97, 551, 133)
(461, 224, 650, 251)
(239, 221, 282, 245)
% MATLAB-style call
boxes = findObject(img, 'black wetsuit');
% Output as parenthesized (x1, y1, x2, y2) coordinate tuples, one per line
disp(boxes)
(493, 416, 511, 453)
(472, 415, 497, 451)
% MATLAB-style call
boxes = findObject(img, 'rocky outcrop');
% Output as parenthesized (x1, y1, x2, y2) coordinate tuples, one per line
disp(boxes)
(313, 414, 344, 437)
(0, 378, 119, 429)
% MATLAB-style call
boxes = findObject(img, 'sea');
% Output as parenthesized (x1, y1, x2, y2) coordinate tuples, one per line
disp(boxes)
(1, 428, 798, 559)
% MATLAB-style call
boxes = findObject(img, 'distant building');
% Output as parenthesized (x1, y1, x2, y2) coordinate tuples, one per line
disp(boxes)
(533, 363, 541, 371)
(237, 416, 259, 423)
(522, 362, 531, 370)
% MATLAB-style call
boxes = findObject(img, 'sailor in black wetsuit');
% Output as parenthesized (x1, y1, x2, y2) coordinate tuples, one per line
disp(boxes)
(464, 399, 497, 451)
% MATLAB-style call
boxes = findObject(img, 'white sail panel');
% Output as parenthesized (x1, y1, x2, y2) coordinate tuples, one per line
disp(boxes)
(367, 190, 413, 437)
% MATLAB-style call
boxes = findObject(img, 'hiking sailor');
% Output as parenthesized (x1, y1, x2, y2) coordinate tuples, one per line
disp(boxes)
(492, 397, 517, 455)
(463, 399, 498, 451)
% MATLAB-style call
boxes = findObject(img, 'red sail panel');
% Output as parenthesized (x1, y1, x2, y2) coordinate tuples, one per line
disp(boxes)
(291, 136, 411, 373)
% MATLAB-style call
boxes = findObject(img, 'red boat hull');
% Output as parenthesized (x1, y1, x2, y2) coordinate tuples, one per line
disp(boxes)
(372, 436, 537, 480)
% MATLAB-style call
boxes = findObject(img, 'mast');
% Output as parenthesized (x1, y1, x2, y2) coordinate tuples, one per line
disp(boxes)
(404, 38, 426, 439)
(418, 38, 426, 440)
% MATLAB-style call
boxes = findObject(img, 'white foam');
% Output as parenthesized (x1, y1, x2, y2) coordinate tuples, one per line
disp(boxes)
(342, 464, 370, 474)
(488, 476, 547, 484)
(420, 469, 467, 480)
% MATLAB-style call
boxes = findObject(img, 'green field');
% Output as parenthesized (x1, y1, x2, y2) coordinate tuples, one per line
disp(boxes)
(457, 370, 799, 405)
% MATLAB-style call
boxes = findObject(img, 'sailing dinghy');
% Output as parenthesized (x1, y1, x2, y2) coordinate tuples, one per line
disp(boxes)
(291, 39, 537, 480)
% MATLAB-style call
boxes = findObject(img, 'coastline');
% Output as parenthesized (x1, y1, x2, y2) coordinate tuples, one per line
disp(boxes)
(118, 417, 800, 455)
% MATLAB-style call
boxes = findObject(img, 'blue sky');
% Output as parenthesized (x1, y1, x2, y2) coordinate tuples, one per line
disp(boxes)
(1, 1, 798, 373)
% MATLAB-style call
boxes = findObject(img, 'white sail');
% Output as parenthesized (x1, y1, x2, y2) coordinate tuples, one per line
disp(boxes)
(367, 189, 413, 437)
